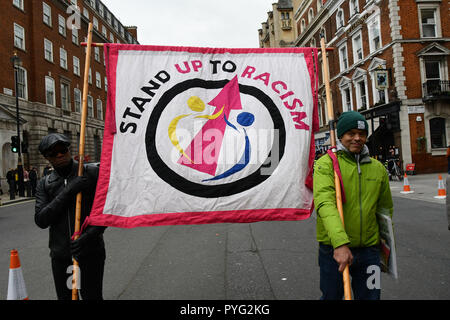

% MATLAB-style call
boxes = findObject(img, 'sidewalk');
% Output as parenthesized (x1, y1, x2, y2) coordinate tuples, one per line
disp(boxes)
(0, 192, 35, 206)
(0, 172, 447, 206)
(389, 172, 448, 204)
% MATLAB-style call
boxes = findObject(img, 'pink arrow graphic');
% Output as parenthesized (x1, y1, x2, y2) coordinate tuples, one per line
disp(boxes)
(178, 76, 243, 176)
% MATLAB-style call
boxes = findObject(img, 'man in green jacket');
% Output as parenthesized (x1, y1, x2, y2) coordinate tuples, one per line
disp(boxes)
(313, 111, 393, 300)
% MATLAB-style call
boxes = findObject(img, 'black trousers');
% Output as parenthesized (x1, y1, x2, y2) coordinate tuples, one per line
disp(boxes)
(51, 253, 105, 300)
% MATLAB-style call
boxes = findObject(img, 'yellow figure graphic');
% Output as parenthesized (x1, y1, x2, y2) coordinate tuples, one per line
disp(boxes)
(168, 96, 224, 164)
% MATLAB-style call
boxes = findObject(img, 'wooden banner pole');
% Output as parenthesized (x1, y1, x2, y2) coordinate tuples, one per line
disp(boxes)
(72, 22, 94, 300)
(320, 35, 352, 301)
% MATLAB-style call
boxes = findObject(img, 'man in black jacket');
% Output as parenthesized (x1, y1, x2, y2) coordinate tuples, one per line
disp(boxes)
(35, 133, 106, 300)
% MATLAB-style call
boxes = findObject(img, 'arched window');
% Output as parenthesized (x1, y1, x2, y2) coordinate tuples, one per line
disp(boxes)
(301, 19, 306, 33)
(430, 117, 446, 148)
(336, 9, 344, 29)
(308, 8, 314, 23)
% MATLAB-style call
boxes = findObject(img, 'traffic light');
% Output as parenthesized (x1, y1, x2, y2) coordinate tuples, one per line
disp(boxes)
(10, 136, 19, 153)
(21, 141, 28, 153)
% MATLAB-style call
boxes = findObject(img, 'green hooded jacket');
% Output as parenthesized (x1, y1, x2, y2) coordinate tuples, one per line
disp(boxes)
(313, 142, 393, 249)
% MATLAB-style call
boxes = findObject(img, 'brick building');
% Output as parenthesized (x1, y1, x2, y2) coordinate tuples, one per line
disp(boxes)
(0, 0, 138, 188)
(259, 0, 450, 173)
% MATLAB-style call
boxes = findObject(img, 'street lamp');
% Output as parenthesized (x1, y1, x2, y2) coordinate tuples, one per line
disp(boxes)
(11, 52, 25, 197)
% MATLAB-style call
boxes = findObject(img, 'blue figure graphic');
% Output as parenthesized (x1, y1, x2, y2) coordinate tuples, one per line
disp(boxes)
(203, 112, 255, 182)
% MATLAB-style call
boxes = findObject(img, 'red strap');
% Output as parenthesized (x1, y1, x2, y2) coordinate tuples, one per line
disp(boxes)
(70, 217, 91, 241)
(327, 148, 346, 203)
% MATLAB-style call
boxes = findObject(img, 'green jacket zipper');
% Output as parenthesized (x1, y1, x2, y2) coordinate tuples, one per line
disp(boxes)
(356, 154, 363, 247)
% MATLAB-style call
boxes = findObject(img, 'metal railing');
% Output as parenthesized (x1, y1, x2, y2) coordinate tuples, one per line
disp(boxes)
(423, 80, 450, 98)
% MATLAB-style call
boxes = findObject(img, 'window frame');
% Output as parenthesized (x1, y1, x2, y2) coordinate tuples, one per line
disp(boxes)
(73, 56, 80, 76)
(44, 38, 53, 62)
(429, 117, 447, 149)
(352, 31, 364, 63)
(13, 23, 25, 50)
(60, 81, 70, 111)
(16, 66, 28, 100)
(338, 42, 349, 72)
(96, 99, 103, 120)
(58, 14, 66, 36)
(13, 0, 24, 10)
(418, 4, 441, 38)
(43, 2, 52, 26)
(59, 47, 68, 69)
(95, 71, 102, 88)
(74, 88, 81, 113)
(367, 14, 382, 53)
(87, 95, 94, 117)
(45, 76, 56, 106)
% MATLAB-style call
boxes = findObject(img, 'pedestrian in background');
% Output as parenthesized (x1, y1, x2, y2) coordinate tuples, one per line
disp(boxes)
(34, 133, 106, 300)
(29, 167, 38, 197)
(313, 111, 393, 300)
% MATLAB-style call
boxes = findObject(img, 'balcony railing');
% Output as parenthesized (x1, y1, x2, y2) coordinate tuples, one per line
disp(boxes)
(423, 80, 450, 100)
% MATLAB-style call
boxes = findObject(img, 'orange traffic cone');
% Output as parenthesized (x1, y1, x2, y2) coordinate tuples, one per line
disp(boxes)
(7, 249, 28, 300)
(400, 173, 414, 194)
(434, 175, 446, 199)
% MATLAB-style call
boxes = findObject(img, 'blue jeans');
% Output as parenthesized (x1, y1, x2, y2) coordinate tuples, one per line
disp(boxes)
(318, 243, 381, 300)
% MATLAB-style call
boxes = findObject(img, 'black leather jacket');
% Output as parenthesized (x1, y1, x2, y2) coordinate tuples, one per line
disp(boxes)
(35, 160, 106, 259)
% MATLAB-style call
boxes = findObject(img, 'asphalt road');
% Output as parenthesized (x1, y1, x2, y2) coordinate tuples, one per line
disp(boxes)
(0, 195, 449, 300)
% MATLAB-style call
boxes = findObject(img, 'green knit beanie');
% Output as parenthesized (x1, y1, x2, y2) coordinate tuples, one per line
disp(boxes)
(336, 111, 368, 138)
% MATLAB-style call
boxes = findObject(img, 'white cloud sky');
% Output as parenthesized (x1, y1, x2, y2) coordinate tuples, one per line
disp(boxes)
(101, 0, 274, 48)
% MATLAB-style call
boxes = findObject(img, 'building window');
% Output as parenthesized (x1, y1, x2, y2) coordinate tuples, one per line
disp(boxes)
(96, 71, 101, 88)
(83, 7, 89, 19)
(72, 27, 79, 44)
(74, 88, 81, 113)
(308, 8, 314, 23)
(13, 23, 25, 50)
(367, 15, 381, 53)
(88, 68, 92, 84)
(87, 95, 93, 117)
(96, 99, 103, 120)
(13, 0, 24, 10)
(356, 79, 367, 110)
(44, 39, 53, 62)
(93, 17, 98, 30)
(342, 87, 352, 112)
(352, 32, 363, 63)
(423, 60, 442, 95)
(73, 56, 80, 76)
(61, 82, 70, 110)
(419, 7, 439, 38)
(317, 0, 323, 11)
(339, 43, 348, 71)
(350, 0, 359, 16)
(104, 76, 107, 91)
(336, 9, 344, 29)
(99, 3, 104, 17)
(16, 67, 27, 100)
(45, 76, 55, 106)
(94, 47, 100, 61)
(60, 48, 67, 69)
(300, 19, 305, 33)
(102, 25, 107, 38)
(43, 2, 52, 26)
(58, 15, 66, 36)
(109, 33, 114, 43)
(429, 118, 446, 149)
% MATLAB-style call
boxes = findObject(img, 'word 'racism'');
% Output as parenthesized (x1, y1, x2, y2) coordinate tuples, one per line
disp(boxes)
(119, 60, 310, 134)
